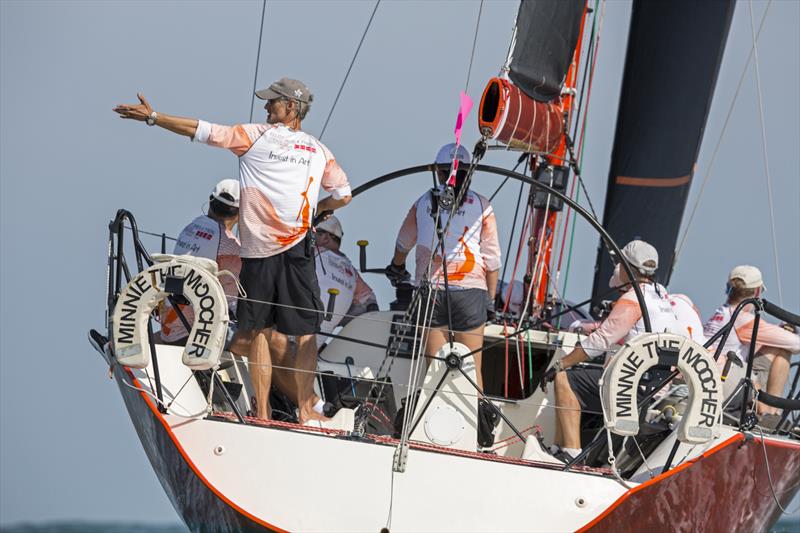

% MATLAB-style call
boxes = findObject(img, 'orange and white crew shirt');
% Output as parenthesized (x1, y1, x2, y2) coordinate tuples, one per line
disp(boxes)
(160, 215, 242, 342)
(704, 304, 800, 363)
(395, 189, 501, 291)
(193, 121, 350, 258)
(316, 248, 378, 345)
(580, 283, 681, 360)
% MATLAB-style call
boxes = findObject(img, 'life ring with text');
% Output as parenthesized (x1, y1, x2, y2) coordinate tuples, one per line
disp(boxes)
(112, 254, 228, 371)
(599, 332, 722, 445)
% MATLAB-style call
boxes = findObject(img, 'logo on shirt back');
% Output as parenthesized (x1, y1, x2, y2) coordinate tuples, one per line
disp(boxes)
(195, 230, 213, 240)
(294, 144, 317, 153)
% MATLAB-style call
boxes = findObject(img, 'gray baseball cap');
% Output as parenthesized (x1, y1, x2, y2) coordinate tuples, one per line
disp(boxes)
(255, 77, 313, 103)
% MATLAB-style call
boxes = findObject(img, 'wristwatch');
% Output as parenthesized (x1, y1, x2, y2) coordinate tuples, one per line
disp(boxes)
(146, 111, 158, 126)
(553, 359, 564, 372)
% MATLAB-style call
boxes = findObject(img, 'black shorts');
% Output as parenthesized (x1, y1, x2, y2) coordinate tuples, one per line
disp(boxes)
(237, 236, 322, 336)
(426, 288, 488, 332)
(566, 365, 646, 415)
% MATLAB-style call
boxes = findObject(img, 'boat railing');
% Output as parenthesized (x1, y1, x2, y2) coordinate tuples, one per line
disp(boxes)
(105, 209, 247, 422)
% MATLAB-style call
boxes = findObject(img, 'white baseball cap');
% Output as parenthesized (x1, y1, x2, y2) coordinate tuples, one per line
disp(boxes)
(435, 143, 471, 165)
(620, 240, 658, 276)
(317, 215, 343, 238)
(729, 265, 764, 289)
(211, 179, 240, 208)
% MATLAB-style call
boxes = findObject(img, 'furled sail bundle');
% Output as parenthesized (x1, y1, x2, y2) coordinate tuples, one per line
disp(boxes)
(478, 0, 584, 153)
(591, 0, 735, 310)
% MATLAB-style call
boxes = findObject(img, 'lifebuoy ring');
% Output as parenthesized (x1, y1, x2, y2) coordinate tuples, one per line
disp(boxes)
(112, 254, 229, 371)
(599, 332, 722, 445)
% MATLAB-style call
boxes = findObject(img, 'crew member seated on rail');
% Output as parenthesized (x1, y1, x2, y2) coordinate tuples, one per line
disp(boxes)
(159, 179, 242, 344)
(541, 240, 704, 462)
(703, 265, 800, 426)
(385, 143, 501, 388)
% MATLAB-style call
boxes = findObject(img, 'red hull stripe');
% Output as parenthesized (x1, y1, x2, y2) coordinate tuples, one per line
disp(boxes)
(126, 369, 288, 533)
(577, 434, 744, 532)
(578, 433, 800, 532)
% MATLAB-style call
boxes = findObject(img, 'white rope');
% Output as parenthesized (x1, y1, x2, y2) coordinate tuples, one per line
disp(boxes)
(500, 6, 519, 74)
(120, 375, 212, 419)
(675, 0, 773, 265)
(747, 0, 783, 306)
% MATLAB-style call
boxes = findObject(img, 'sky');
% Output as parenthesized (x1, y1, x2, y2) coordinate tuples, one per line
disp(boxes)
(1, 0, 798, 526)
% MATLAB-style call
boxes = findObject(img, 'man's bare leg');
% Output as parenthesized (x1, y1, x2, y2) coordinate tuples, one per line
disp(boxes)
(296, 333, 326, 423)
(454, 326, 485, 390)
(268, 331, 301, 401)
(554, 372, 581, 449)
(763, 347, 792, 416)
(249, 328, 273, 418)
(227, 329, 254, 359)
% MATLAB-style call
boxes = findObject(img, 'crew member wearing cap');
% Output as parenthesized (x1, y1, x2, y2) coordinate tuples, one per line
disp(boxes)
(542, 240, 701, 462)
(159, 179, 242, 343)
(704, 265, 800, 423)
(387, 143, 501, 388)
(314, 216, 378, 346)
(114, 79, 352, 422)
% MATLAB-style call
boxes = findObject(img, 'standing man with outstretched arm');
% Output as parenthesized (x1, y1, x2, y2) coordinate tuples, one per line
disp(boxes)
(113, 79, 352, 422)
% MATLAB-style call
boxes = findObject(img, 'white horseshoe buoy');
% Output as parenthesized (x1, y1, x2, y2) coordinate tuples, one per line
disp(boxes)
(599, 332, 722, 445)
(112, 254, 229, 371)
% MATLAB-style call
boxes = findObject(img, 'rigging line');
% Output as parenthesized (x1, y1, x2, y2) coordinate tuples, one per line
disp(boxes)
(568, 0, 598, 146)
(464, 0, 484, 94)
(748, 0, 783, 306)
(488, 153, 527, 202)
(501, 5, 519, 74)
(565, 132, 598, 220)
(248, 0, 268, 123)
(124, 225, 177, 242)
(560, 1, 605, 308)
(556, 0, 600, 274)
(756, 427, 800, 514)
(319, 0, 381, 140)
(230, 360, 602, 413)
(674, 0, 772, 265)
(499, 159, 529, 291)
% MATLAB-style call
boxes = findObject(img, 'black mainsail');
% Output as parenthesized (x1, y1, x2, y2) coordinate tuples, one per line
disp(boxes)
(591, 0, 735, 310)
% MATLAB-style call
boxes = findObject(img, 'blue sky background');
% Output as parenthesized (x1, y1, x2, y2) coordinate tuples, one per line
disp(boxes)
(1, 0, 798, 525)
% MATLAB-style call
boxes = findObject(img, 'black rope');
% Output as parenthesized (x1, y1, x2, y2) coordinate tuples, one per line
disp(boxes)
(124, 225, 177, 242)
(488, 152, 527, 202)
(498, 159, 529, 294)
(564, 132, 599, 220)
(248, 0, 267, 123)
(319, 0, 380, 140)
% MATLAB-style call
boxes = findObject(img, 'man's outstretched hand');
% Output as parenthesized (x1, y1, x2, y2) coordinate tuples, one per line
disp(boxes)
(113, 93, 153, 122)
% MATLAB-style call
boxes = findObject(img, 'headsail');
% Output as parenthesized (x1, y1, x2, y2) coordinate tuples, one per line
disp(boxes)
(591, 0, 735, 311)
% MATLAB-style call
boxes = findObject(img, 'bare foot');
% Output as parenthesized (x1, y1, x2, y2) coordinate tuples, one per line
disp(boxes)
(298, 399, 330, 424)
(299, 408, 329, 424)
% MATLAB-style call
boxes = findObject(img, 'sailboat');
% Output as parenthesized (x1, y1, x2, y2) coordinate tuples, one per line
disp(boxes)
(90, 1, 800, 531)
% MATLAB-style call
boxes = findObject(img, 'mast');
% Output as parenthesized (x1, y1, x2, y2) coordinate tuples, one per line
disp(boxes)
(478, 0, 589, 319)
